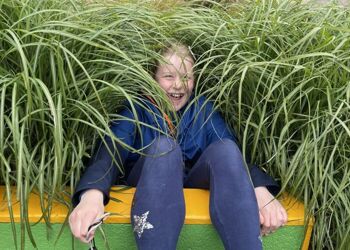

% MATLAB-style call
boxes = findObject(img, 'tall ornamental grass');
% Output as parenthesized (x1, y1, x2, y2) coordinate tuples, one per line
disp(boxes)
(0, 0, 349, 249)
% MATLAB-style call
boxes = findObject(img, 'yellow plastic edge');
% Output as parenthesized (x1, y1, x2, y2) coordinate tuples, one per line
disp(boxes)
(0, 185, 313, 249)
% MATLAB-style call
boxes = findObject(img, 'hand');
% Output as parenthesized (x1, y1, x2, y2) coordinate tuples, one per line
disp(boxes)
(254, 186, 288, 236)
(69, 189, 105, 243)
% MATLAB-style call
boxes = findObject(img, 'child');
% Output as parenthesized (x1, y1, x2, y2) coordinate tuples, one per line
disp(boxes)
(69, 43, 287, 250)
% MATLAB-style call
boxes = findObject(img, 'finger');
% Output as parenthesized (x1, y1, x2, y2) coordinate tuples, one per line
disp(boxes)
(79, 213, 99, 242)
(85, 213, 109, 242)
(69, 212, 82, 239)
(269, 209, 279, 232)
(262, 218, 270, 235)
(261, 213, 271, 235)
(280, 207, 288, 225)
(86, 230, 96, 243)
(259, 211, 265, 225)
(84, 211, 107, 241)
(259, 211, 264, 236)
(262, 226, 270, 236)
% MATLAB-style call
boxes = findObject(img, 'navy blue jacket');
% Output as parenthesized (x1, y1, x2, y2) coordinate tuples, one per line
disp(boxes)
(72, 96, 279, 206)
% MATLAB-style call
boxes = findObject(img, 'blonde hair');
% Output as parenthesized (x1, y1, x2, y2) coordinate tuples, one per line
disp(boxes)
(159, 41, 195, 63)
(151, 41, 195, 78)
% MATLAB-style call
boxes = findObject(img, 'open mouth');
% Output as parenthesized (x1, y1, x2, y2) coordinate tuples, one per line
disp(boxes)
(168, 93, 185, 100)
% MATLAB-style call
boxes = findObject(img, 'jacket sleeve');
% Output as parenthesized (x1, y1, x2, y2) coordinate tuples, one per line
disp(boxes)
(72, 107, 137, 207)
(205, 101, 280, 196)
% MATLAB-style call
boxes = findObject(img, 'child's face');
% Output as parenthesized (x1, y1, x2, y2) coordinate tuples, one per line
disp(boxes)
(155, 52, 194, 111)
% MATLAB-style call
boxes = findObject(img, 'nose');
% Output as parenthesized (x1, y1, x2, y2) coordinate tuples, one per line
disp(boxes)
(173, 76, 186, 90)
(173, 77, 181, 90)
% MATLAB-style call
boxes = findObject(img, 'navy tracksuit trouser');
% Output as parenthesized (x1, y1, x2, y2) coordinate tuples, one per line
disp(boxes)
(127, 136, 262, 250)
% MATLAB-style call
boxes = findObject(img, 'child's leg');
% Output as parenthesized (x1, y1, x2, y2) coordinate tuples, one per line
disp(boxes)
(184, 139, 262, 250)
(127, 136, 185, 250)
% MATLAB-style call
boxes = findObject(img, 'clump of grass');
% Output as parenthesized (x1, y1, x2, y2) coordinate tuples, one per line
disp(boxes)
(174, 2, 350, 249)
(0, 1, 173, 247)
(1, 0, 349, 249)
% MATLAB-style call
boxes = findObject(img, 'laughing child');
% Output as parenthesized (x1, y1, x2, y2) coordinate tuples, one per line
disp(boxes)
(69, 42, 287, 250)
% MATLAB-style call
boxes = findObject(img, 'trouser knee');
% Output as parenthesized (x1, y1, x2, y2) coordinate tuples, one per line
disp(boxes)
(142, 136, 183, 180)
(145, 135, 180, 156)
(205, 139, 246, 175)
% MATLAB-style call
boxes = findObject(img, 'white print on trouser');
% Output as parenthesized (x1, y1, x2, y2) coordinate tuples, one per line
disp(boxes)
(133, 211, 154, 238)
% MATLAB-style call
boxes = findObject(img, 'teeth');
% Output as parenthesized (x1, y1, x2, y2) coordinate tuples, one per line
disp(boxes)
(169, 93, 183, 98)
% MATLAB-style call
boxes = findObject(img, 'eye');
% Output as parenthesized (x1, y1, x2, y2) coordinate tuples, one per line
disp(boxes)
(163, 74, 174, 79)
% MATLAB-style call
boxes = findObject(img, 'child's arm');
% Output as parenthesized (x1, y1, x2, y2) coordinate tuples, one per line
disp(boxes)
(72, 107, 137, 206)
(70, 106, 137, 242)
